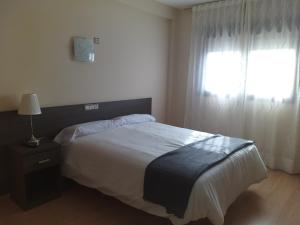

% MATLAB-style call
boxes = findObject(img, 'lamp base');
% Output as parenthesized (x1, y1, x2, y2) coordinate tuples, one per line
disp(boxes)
(25, 135, 40, 148)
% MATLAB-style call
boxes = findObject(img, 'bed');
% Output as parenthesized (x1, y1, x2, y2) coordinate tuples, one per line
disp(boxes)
(55, 114, 267, 225)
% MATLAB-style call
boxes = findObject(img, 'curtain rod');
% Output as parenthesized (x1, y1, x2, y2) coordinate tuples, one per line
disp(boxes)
(183, 0, 225, 10)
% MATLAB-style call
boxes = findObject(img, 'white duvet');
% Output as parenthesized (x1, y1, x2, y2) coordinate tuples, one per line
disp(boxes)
(61, 122, 267, 225)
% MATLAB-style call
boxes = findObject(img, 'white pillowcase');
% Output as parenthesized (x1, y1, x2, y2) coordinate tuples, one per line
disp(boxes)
(113, 114, 156, 126)
(54, 114, 155, 146)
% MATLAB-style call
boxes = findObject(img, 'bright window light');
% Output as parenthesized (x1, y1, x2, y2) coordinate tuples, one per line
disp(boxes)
(204, 51, 243, 97)
(246, 49, 296, 100)
(203, 49, 296, 100)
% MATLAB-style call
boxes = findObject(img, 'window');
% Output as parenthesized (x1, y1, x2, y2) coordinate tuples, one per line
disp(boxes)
(204, 51, 243, 97)
(246, 49, 296, 100)
(203, 49, 297, 100)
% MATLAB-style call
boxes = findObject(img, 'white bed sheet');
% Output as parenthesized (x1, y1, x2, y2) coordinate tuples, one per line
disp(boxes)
(62, 122, 267, 225)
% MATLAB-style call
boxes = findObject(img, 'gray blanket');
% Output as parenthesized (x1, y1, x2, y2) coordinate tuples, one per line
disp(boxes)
(143, 135, 254, 218)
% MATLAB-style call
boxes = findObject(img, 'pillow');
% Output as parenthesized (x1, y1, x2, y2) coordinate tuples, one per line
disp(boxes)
(54, 114, 155, 146)
(113, 114, 156, 126)
(54, 119, 115, 146)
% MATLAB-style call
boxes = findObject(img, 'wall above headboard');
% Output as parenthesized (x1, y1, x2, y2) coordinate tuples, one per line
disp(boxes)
(0, 98, 152, 195)
(0, 0, 169, 121)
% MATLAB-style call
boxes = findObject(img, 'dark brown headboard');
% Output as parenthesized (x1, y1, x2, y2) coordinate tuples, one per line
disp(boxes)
(0, 98, 152, 195)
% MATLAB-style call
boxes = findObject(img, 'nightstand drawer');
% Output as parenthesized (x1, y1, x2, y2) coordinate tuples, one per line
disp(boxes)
(24, 151, 60, 172)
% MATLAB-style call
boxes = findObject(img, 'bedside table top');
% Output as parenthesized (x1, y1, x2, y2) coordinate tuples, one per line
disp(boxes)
(9, 141, 60, 156)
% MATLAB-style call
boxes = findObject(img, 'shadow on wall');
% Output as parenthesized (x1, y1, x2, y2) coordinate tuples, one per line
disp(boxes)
(0, 95, 19, 112)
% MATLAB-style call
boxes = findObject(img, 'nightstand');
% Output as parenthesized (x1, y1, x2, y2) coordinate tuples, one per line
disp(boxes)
(9, 141, 62, 210)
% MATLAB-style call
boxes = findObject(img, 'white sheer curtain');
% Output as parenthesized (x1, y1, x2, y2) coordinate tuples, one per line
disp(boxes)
(185, 0, 300, 173)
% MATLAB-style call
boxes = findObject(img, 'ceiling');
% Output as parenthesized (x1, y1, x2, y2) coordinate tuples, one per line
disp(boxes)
(155, 0, 219, 9)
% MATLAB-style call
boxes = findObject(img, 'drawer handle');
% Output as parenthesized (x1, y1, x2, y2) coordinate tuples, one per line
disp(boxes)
(38, 158, 51, 164)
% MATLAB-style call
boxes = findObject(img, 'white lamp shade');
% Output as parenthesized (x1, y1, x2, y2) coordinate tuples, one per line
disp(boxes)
(18, 94, 42, 115)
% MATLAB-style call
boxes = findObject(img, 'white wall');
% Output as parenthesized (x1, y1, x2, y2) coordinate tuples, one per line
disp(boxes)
(167, 9, 192, 126)
(0, 0, 175, 122)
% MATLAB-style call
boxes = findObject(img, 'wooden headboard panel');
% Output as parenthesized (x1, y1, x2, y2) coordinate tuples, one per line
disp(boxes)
(0, 98, 152, 195)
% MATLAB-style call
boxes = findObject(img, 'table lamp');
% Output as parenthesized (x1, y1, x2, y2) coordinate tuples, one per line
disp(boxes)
(18, 93, 42, 147)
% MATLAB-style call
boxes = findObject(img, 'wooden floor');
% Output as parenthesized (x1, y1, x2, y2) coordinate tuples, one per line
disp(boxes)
(0, 171, 299, 225)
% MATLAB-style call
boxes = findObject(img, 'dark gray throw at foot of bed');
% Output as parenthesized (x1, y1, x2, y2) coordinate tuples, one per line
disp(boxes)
(143, 135, 254, 218)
